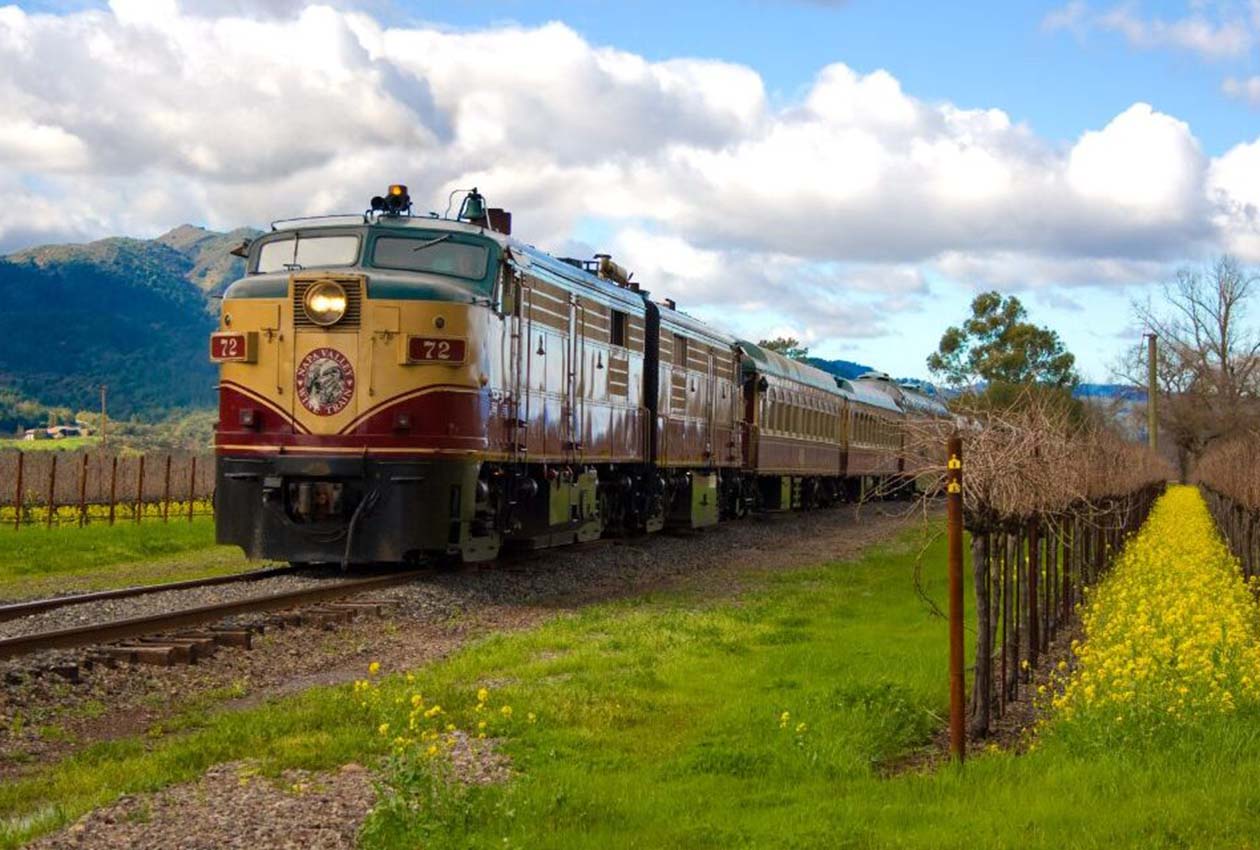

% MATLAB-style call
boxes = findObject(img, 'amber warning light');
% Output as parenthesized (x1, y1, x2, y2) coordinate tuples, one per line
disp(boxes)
(371, 183, 411, 215)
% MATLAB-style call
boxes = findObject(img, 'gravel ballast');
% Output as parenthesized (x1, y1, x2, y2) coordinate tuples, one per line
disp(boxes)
(26, 761, 376, 850)
(0, 572, 340, 641)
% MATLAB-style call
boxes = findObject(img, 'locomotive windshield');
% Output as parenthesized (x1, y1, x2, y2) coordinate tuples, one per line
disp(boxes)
(371, 236, 490, 282)
(255, 234, 360, 273)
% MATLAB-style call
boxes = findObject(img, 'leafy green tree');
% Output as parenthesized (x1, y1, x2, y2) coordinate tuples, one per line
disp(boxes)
(758, 337, 810, 361)
(927, 292, 1078, 390)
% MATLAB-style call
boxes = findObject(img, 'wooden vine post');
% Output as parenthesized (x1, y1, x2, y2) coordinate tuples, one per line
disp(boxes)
(946, 433, 965, 763)
(187, 456, 197, 522)
(12, 452, 23, 530)
(45, 453, 57, 529)
(78, 452, 89, 527)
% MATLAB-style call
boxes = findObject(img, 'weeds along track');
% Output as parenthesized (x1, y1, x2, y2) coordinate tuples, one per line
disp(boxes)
(0, 570, 424, 665)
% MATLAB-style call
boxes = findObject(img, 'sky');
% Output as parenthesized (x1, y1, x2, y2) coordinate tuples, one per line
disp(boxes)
(4, 1, 1260, 382)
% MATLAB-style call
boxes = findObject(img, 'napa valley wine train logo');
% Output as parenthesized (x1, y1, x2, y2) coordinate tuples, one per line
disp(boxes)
(296, 347, 355, 416)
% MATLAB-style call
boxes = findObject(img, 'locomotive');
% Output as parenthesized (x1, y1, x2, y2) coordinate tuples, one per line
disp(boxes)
(210, 185, 949, 566)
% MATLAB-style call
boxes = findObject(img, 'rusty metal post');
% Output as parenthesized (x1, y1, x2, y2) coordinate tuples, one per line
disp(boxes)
(134, 454, 145, 524)
(188, 456, 197, 522)
(12, 451, 23, 531)
(78, 452, 89, 526)
(46, 453, 57, 529)
(162, 454, 172, 522)
(107, 455, 118, 526)
(946, 434, 965, 762)
(1147, 333, 1157, 452)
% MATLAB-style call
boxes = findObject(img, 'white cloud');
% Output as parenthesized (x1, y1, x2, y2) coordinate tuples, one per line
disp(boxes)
(0, 2, 1258, 347)
(1045, 2, 1254, 58)
(1208, 137, 1260, 260)
(1066, 103, 1206, 222)
(1223, 74, 1260, 104)
(1042, 1, 1089, 32)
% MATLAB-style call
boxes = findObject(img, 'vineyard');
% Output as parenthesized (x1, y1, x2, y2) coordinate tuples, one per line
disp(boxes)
(0, 449, 214, 528)
(1048, 486, 1260, 739)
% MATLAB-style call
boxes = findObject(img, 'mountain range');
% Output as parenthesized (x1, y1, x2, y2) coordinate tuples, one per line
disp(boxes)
(0, 225, 1141, 428)
(0, 225, 255, 420)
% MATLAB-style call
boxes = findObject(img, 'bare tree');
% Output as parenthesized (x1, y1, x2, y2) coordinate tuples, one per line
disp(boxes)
(1118, 256, 1260, 480)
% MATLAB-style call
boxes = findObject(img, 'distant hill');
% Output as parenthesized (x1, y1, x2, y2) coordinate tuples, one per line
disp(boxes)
(1075, 382, 1145, 401)
(804, 357, 875, 380)
(0, 225, 256, 418)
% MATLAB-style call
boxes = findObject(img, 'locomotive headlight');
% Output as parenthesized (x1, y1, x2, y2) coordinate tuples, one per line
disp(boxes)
(303, 281, 348, 326)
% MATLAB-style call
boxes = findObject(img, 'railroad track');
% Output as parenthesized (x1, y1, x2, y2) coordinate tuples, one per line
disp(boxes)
(0, 565, 306, 624)
(0, 569, 426, 662)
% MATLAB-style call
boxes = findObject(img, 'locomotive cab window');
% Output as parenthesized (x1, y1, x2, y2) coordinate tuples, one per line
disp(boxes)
(372, 236, 490, 284)
(674, 334, 688, 369)
(255, 234, 360, 273)
(611, 310, 627, 348)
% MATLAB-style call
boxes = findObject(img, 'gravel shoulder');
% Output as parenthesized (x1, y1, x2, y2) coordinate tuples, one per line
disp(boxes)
(4, 503, 928, 848)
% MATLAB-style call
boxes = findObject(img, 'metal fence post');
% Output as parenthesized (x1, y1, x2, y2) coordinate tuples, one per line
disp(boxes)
(947, 433, 965, 763)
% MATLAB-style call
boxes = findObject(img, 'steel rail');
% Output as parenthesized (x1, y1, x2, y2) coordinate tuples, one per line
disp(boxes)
(0, 566, 304, 624)
(0, 570, 426, 660)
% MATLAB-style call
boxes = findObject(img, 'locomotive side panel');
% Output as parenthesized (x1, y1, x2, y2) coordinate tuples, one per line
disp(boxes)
(654, 314, 741, 469)
(515, 269, 648, 465)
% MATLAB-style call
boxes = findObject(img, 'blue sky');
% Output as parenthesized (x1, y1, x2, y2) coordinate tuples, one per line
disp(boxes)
(5, 0, 1260, 382)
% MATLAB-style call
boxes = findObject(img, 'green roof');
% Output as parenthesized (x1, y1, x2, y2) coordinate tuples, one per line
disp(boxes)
(737, 341, 845, 394)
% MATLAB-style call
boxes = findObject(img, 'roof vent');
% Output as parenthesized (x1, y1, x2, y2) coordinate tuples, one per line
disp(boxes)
(594, 254, 633, 287)
(662, 298, 676, 310)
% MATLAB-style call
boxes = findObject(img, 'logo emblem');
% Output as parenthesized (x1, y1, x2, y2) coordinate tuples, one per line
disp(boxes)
(296, 347, 355, 416)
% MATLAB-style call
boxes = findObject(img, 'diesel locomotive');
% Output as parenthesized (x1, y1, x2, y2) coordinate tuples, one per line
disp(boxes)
(211, 185, 949, 566)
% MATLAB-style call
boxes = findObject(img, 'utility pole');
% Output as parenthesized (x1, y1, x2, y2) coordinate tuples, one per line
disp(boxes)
(99, 384, 108, 446)
(1146, 334, 1157, 452)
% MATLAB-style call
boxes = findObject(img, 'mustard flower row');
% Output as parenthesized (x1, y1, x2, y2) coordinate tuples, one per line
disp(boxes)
(1051, 486, 1260, 730)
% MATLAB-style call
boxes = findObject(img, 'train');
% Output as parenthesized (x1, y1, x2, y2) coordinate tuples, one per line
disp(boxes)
(210, 185, 950, 566)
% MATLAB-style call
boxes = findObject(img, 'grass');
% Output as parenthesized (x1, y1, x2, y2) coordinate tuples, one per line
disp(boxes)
(0, 518, 258, 600)
(3, 521, 1260, 848)
(0, 437, 100, 453)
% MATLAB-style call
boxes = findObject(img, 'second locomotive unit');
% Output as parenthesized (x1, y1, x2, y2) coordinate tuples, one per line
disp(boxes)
(211, 185, 947, 566)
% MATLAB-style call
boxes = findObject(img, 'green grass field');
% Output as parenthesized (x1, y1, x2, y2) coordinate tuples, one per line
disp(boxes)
(0, 437, 100, 453)
(0, 518, 255, 600)
(3, 525, 1260, 848)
